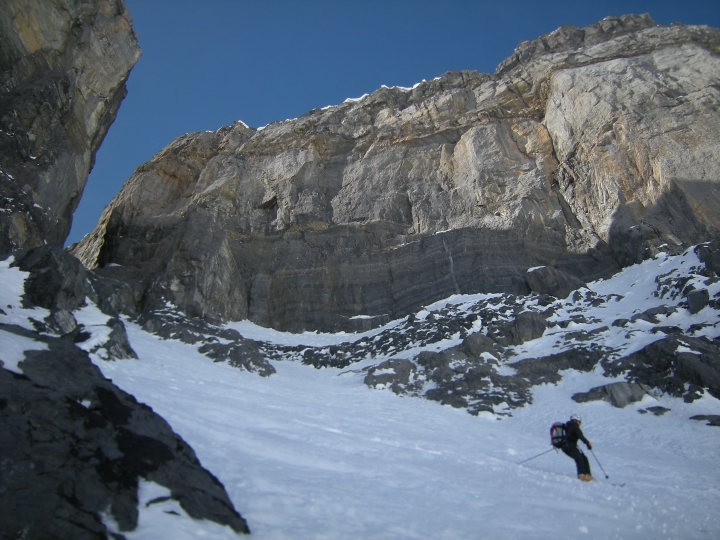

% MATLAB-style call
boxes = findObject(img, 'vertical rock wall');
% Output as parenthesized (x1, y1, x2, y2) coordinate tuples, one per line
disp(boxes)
(0, 0, 140, 253)
(0, 3, 252, 537)
(73, 15, 720, 332)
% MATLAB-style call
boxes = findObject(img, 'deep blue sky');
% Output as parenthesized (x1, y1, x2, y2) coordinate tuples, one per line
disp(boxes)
(67, 0, 720, 245)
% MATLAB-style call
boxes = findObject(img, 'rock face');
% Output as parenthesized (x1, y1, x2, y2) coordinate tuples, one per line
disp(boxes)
(0, 2, 251, 537)
(0, 0, 140, 253)
(0, 323, 249, 539)
(73, 14, 720, 332)
(226, 242, 720, 416)
(526, 265, 585, 299)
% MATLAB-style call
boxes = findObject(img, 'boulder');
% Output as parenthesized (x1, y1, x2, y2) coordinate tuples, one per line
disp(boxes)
(690, 415, 720, 427)
(696, 241, 720, 277)
(487, 310, 548, 346)
(14, 246, 94, 311)
(364, 359, 421, 395)
(462, 331, 497, 358)
(526, 266, 585, 299)
(639, 406, 671, 416)
(92, 317, 138, 360)
(687, 288, 710, 314)
(572, 382, 651, 407)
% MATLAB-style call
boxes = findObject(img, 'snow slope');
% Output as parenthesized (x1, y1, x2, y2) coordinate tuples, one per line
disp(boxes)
(97, 327, 720, 539)
(2, 252, 719, 539)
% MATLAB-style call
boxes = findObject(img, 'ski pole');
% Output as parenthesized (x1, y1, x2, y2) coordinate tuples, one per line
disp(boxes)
(518, 448, 555, 464)
(590, 449, 609, 479)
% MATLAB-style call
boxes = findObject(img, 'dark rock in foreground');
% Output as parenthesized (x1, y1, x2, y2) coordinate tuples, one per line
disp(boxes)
(0, 324, 249, 539)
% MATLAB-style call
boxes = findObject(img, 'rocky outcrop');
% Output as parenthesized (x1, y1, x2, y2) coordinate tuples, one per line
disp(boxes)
(526, 265, 585, 299)
(572, 382, 651, 407)
(0, 2, 251, 537)
(0, 0, 140, 253)
(72, 14, 720, 332)
(0, 323, 249, 538)
(603, 334, 720, 402)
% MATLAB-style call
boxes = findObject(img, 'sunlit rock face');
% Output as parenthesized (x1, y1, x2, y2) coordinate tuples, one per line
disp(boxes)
(0, 0, 140, 253)
(73, 14, 720, 332)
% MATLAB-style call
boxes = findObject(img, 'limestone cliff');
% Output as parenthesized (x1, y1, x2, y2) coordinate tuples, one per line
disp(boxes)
(0, 0, 140, 252)
(74, 14, 720, 332)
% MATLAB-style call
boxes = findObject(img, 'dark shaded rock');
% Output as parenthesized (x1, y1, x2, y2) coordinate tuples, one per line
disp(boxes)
(695, 241, 720, 277)
(603, 336, 720, 401)
(0, 324, 249, 538)
(572, 382, 650, 407)
(651, 326, 683, 335)
(14, 246, 94, 311)
(687, 288, 710, 314)
(364, 359, 421, 395)
(512, 346, 604, 386)
(45, 308, 79, 335)
(628, 305, 678, 325)
(630, 312, 655, 324)
(526, 266, 585, 299)
(462, 331, 497, 358)
(88, 267, 147, 317)
(0, 0, 140, 254)
(645, 305, 675, 318)
(487, 310, 547, 346)
(690, 414, 720, 427)
(92, 318, 138, 360)
(564, 326, 609, 342)
(510, 311, 548, 343)
(198, 340, 274, 377)
(639, 406, 671, 416)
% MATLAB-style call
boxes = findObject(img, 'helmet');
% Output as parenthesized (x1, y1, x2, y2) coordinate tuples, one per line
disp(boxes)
(570, 414, 582, 423)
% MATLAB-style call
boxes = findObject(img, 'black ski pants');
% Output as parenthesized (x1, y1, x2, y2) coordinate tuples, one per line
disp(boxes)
(562, 445, 591, 476)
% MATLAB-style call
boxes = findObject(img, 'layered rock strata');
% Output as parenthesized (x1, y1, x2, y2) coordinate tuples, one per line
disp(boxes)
(74, 14, 720, 332)
(0, 0, 140, 253)
(136, 242, 720, 417)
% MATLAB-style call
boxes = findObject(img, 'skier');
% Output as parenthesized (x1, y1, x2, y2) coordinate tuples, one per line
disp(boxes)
(563, 414, 594, 481)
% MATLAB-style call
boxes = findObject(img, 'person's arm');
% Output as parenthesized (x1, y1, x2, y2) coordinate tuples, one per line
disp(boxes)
(577, 426, 592, 449)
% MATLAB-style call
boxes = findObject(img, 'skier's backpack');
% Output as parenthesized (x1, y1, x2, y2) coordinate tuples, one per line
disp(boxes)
(550, 422, 567, 448)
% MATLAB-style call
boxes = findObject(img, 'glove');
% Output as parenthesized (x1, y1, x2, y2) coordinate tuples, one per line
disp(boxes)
(587, 442, 592, 450)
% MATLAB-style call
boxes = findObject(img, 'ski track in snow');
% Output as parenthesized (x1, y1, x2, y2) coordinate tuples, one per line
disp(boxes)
(2, 251, 720, 538)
